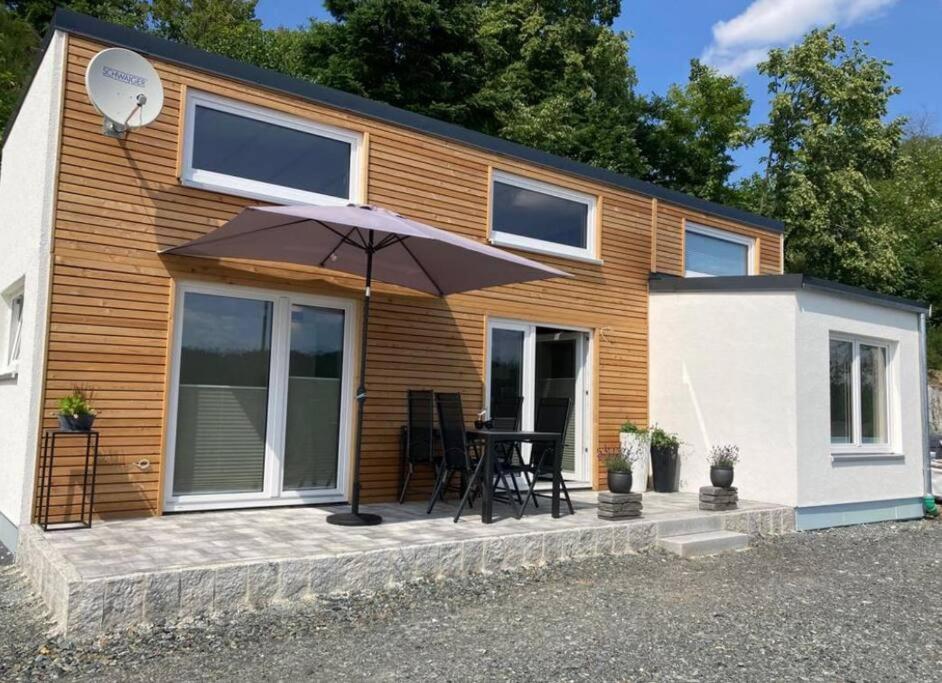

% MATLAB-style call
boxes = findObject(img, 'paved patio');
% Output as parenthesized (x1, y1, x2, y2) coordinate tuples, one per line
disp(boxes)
(17, 490, 794, 638)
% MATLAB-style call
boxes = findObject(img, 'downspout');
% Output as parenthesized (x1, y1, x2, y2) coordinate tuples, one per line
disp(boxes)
(919, 307, 939, 515)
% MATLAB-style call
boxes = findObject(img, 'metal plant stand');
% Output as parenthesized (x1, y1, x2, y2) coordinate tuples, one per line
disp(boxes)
(36, 429, 100, 531)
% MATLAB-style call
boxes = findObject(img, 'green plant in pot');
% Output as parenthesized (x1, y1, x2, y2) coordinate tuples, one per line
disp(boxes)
(649, 425, 680, 493)
(601, 445, 636, 494)
(57, 386, 97, 432)
(707, 444, 739, 489)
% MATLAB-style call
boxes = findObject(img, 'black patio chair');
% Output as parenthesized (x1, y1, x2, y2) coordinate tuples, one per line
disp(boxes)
(427, 393, 486, 522)
(399, 389, 437, 503)
(489, 396, 527, 505)
(518, 396, 574, 518)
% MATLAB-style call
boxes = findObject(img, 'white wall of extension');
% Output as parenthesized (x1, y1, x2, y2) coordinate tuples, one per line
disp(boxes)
(0, 32, 64, 550)
(649, 287, 926, 512)
(649, 291, 801, 507)
(794, 289, 924, 508)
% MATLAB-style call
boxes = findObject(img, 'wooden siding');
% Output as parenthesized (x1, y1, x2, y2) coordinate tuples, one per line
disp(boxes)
(37, 37, 784, 520)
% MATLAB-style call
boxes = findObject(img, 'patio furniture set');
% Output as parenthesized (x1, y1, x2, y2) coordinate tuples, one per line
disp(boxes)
(399, 389, 575, 524)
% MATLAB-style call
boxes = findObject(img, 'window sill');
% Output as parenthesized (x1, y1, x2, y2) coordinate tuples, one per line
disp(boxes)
(831, 451, 903, 462)
(488, 237, 603, 266)
(0, 369, 18, 382)
(180, 175, 353, 209)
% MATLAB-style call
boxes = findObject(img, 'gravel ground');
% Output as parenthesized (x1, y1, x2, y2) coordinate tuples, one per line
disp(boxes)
(3, 520, 942, 682)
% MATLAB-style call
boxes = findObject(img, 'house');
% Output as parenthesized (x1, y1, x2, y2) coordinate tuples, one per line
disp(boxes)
(0, 10, 930, 556)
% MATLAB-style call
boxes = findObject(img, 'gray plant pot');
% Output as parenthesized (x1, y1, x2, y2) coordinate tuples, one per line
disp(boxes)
(607, 470, 632, 494)
(710, 466, 734, 489)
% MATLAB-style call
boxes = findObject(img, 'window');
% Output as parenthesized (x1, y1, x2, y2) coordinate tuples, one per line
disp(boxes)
(1, 280, 24, 376)
(829, 336, 891, 451)
(490, 170, 597, 260)
(684, 223, 755, 277)
(181, 91, 362, 205)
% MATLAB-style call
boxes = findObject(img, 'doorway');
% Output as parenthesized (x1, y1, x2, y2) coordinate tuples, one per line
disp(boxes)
(163, 282, 355, 511)
(486, 319, 591, 482)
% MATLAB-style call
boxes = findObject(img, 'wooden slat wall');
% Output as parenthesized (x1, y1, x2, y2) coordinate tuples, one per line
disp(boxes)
(37, 37, 783, 520)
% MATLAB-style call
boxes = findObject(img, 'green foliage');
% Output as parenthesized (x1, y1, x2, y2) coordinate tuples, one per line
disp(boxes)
(748, 27, 906, 293)
(639, 59, 753, 203)
(647, 425, 679, 451)
(57, 385, 96, 417)
(619, 420, 646, 435)
(707, 444, 740, 468)
(6, 0, 149, 33)
(599, 444, 633, 472)
(0, 7, 37, 129)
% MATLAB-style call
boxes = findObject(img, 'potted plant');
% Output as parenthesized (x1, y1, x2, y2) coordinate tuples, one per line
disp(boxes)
(619, 421, 650, 491)
(707, 444, 740, 488)
(649, 425, 680, 493)
(57, 386, 97, 432)
(600, 445, 636, 494)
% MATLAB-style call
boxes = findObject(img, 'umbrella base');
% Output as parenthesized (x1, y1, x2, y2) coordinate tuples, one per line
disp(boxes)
(326, 512, 383, 526)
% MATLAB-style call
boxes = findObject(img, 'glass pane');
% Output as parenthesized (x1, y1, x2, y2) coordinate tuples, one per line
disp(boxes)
(192, 106, 352, 199)
(685, 231, 749, 277)
(493, 181, 588, 248)
(860, 344, 888, 444)
(536, 329, 577, 472)
(283, 305, 345, 490)
(829, 340, 854, 444)
(174, 293, 272, 496)
(490, 328, 524, 410)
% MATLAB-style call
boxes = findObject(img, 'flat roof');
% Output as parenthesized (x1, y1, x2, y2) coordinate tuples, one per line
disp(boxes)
(649, 273, 930, 314)
(6, 8, 784, 235)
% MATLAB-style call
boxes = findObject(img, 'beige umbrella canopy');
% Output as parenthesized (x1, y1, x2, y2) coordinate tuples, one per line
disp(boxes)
(163, 203, 570, 525)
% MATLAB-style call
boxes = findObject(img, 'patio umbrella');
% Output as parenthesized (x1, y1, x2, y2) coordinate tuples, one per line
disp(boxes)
(162, 203, 570, 526)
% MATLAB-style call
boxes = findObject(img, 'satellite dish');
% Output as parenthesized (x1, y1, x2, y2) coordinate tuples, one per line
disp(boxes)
(85, 48, 164, 138)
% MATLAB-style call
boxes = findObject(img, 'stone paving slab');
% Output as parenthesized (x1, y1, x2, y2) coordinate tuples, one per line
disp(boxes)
(16, 491, 794, 638)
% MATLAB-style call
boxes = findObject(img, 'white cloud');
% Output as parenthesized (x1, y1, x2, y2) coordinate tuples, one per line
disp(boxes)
(702, 0, 898, 76)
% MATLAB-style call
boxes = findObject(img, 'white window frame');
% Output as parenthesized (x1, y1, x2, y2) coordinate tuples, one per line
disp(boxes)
(1, 278, 24, 378)
(829, 333, 895, 455)
(181, 90, 363, 206)
(489, 170, 599, 262)
(163, 281, 357, 512)
(684, 222, 756, 277)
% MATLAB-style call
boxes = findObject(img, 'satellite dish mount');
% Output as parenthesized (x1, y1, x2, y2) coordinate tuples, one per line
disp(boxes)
(85, 48, 164, 139)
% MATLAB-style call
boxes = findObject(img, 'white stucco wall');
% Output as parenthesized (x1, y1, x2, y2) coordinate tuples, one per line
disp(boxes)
(0, 32, 65, 547)
(649, 291, 800, 507)
(650, 284, 926, 516)
(794, 289, 925, 508)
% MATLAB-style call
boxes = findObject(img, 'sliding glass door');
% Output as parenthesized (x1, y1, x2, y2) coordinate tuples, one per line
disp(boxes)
(166, 284, 354, 511)
(486, 320, 590, 481)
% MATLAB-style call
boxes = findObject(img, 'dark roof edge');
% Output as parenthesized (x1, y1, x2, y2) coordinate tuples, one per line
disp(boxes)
(27, 9, 784, 234)
(648, 273, 930, 314)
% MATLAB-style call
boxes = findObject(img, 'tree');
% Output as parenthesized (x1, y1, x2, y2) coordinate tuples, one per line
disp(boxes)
(5, 0, 149, 33)
(639, 59, 752, 203)
(302, 0, 485, 126)
(149, 0, 304, 75)
(873, 127, 942, 366)
(750, 27, 905, 292)
(0, 7, 37, 130)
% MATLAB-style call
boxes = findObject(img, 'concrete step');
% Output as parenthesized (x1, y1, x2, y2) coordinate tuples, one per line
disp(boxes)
(657, 530, 751, 559)
(655, 514, 725, 538)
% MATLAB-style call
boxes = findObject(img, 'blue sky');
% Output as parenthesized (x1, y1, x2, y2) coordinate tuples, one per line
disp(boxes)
(256, 0, 942, 180)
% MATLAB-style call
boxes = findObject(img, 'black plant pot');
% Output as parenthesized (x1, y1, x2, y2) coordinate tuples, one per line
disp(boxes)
(651, 444, 678, 493)
(607, 470, 632, 494)
(710, 466, 734, 489)
(58, 413, 95, 432)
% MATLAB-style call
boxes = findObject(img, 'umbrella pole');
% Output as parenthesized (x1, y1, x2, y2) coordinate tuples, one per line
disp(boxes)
(327, 237, 382, 526)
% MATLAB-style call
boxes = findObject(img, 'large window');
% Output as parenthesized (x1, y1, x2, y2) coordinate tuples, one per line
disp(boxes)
(490, 170, 597, 260)
(181, 91, 362, 205)
(166, 283, 354, 511)
(829, 336, 890, 451)
(1, 279, 24, 377)
(684, 224, 755, 277)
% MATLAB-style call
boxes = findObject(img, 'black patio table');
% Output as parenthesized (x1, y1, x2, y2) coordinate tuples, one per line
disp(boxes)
(466, 428, 564, 524)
